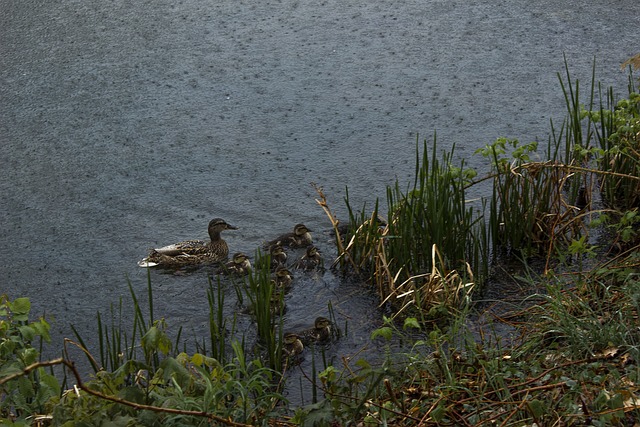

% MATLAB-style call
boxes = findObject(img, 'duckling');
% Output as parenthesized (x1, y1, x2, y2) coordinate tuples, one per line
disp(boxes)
(269, 244, 288, 271)
(291, 245, 323, 271)
(218, 252, 252, 276)
(282, 333, 304, 357)
(269, 290, 287, 316)
(299, 317, 332, 346)
(271, 265, 293, 291)
(264, 223, 313, 250)
(244, 290, 286, 317)
(138, 218, 237, 268)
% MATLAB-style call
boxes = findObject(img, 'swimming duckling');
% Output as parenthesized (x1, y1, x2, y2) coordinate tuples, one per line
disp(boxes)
(265, 223, 313, 250)
(269, 244, 288, 271)
(138, 218, 237, 268)
(244, 290, 286, 317)
(292, 245, 323, 271)
(271, 265, 293, 291)
(282, 333, 304, 357)
(218, 252, 252, 276)
(299, 317, 332, 346)
(269, 290, 287, 316)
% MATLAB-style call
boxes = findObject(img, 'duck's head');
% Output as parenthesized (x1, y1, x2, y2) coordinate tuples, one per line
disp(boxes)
(208, 218, 237, 236)
(271, 244, 286, 257)
(314, 316, 331, 330)
(231, 252, 249, 265)
(282, 333, 303, 356)
(294, 223, 312, 236)
(283, 333, 301, 345)
(306, 246, 319, 257)
(274, 265, 292, 279)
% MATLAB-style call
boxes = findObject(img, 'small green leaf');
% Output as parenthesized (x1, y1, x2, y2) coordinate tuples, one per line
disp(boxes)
(403, 317, 420, 330)
(371, 326, 393, 340)
(11, 298, 31, 315)
(191, 352, 204, 366)
(527, 399, 546, 419)
(18, 325, 36, 342)
(355, 358, 372, 370)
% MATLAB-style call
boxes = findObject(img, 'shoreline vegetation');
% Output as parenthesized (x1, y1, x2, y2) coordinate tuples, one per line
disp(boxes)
(2, 58, 640, 426)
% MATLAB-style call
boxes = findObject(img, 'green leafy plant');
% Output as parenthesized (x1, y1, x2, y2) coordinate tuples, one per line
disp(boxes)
(0, 296, 59, 423)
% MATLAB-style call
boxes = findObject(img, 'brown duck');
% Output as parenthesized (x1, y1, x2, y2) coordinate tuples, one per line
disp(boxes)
(298, 317, 332, 346)
(264, 223, 313, 250)
(218, 252, 252, 276)
(292, 245, 323, 271)
(138, 218, 237, 268)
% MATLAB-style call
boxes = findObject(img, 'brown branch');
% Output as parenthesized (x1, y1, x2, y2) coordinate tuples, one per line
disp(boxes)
(0, 358, 66, 385)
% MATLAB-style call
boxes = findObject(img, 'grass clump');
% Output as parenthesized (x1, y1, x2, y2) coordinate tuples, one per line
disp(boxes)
(326, 138, 484, 321)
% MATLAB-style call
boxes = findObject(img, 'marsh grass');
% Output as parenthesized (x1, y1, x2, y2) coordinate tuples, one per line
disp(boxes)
(332, 60, 640, 321)
(332, 138, 485, 320)
(197, 274, 236, 364)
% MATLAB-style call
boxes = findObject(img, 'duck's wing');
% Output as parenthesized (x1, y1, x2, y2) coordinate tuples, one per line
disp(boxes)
(154, 239, 208, 256)
(139, 249, 207, 268)
(264, 233, 296, 250)
(138, 250, 178, 268)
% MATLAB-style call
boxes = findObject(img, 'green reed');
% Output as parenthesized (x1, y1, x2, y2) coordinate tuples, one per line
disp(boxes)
(71, 272, 184, 373)
(339, 136, 486, 318)
(385, 137, 485, 283)
(335, 60, 639, 318)
(244, 250, 283, 371)
(482, 59, 605, 264)
(202, 274, 233, 363)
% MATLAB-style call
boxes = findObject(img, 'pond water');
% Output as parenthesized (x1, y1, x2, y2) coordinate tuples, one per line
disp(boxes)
(1, 0, 638, 407)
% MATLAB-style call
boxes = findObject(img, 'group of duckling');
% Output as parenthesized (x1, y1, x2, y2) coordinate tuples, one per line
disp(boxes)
(282, 316, 333, 358)
(138, 218, 333, 360)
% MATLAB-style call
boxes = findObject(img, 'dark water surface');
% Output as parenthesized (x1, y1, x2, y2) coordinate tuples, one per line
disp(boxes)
(2, 0, 638, 405)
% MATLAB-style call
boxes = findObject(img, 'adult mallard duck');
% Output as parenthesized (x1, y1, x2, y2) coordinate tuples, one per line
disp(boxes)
(292, 245, 323, 271)
(218, 252, 252, 276)
(271, 265, 293, 291)
(138, 218, 237, 268)
(264, 223, 313, 250)
(282, 333, 304, 357)
(298, 316, 332, 346)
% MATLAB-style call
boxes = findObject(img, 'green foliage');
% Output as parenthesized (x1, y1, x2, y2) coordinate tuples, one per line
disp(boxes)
(581, 82, 640, 246)
(243, 250, 284, 371)
(341, 137, 485, 321)
(52, 343, 283, 426)
(293, 261, 640, 425)
(0, 296, 59, 422)
(386, 138, 484, 283)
